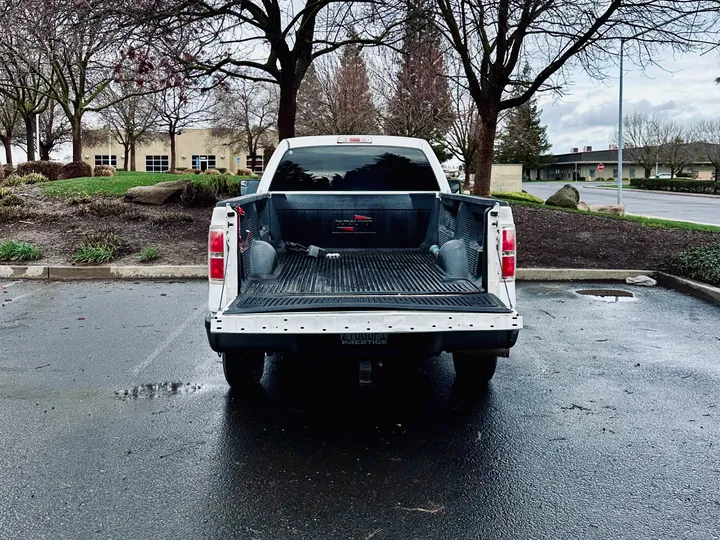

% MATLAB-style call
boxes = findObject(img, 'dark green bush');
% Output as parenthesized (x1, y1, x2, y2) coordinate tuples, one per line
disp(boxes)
(17, 160, 64, 180)
(630, 178, 719, 194)
(60, 161, 92, 180)
(665, 243, 720, 287)
(180, 182, 217, 207)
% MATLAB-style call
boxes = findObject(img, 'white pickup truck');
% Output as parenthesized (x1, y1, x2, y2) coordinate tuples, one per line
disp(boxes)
(205, 136, 522, 390)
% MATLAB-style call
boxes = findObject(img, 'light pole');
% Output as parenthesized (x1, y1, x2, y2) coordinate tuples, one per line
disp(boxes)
(617, 38, 625, 205)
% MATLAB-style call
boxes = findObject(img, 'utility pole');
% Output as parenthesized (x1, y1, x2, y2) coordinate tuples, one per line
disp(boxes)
(617, 38, 625, 205)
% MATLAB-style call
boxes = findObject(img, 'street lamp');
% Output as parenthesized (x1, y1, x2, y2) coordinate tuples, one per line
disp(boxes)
(617, 38, 625, 205)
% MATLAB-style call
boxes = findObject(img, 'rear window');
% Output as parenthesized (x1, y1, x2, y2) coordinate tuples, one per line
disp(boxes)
(268, 145, 440, 191)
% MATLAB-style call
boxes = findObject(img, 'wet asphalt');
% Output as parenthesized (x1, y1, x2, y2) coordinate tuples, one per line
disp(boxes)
(0, 280, 719, 539)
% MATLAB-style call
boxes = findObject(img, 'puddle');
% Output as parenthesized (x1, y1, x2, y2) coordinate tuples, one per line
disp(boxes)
(115, 382, 202, 400)
(576, 289, 636, 303)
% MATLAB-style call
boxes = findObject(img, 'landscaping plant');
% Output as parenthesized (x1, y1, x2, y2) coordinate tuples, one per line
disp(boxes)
(664, 243, 720, 287)
(138, 246, 160, 262)
(0, 240, 41, 261)
(72, 231, 122, 264)
(492, 191, 545, 204)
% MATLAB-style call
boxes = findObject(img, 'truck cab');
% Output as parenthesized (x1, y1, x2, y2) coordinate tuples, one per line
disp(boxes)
(205, 136, 522, 390)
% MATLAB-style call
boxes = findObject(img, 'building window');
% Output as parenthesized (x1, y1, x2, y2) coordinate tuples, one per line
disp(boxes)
(612, 168, 618, 177)
(94, 155, 117, 166)
(629, 169, 636, 178)
(191, 155, 216, 171)
(246, 154, 264, 174)
(589, 169, 595, 178)
(146, 155, 169, 173)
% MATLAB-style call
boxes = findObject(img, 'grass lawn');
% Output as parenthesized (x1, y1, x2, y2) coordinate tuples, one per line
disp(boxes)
(494, 198, 720, 234)
(42, 170, 203, 198)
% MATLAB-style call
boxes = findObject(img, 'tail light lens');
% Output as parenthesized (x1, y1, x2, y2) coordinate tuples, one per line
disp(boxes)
(209, 229, 225, 280)
(501, 227, 516, 280)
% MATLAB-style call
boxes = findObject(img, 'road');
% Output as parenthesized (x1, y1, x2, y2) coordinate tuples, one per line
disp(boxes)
(522, 181, 720, 226)
(1, 280, 719, 539)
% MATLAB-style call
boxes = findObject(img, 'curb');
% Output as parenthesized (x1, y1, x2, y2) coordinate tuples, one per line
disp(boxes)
(583, 185, 720, 199)
(656, 273, 720, 306)
(1, 265, 206, 280)
(516, 268, 656, 281)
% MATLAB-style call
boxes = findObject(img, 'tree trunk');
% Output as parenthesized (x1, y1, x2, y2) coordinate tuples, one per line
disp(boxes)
(40, 143, 50, 161)
(644, 168, 651, 178)
(169, 130, 176, 172)
(277, 77, 298, 141)
(123, 144, 130, 171)
(130, 142, 136, 171)
(25, 116, 35, 161)
(473, 112, 499, 196)
(3, 139, 12, 165)
(71, 119, 82, 162)
(463, 163, 471, 191)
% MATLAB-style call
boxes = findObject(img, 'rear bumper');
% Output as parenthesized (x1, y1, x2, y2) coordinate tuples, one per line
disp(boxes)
(205, 309, 522, 356)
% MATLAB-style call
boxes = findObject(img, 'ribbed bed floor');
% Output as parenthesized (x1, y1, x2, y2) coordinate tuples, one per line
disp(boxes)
(245, 249, 479, 295)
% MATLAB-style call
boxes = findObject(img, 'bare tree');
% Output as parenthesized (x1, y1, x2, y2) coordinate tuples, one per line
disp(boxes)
(446, 79, 479, 190)
(615, 112, 660, 178)
(39, 101, 72, 161)
(0, 95, 23, 165)
(433, 0, 720, 195)
(0, 0, 129, 162)
(210, 79, 277, 172)
(116, 0, 401, 140)
(100, 82, 159, 170)
(154, 82, 213, 172)
(656, 120, 694, 178)
(692, 118, 720, 181)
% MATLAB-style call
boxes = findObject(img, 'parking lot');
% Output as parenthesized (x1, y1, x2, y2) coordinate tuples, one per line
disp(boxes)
(1, 280, 718, 539)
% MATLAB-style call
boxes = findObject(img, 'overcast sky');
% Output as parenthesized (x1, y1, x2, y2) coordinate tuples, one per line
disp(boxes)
(538, 49, 720, 156)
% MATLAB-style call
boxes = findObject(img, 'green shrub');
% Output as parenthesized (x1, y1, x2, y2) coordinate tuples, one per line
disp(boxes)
(622, 177, 629, 182)
(204, 168, 221, 175)
(491, 191, 545, 204)
(596, 176, 605, 181)
(199, 173, 240, 197)
(61, 161, 92, 180)
(664, 243, 720, 287)
(218, 168, 227, 173)
(0, 240, 41, 261)
(17, 160, 64, 180)
(0, 188, 24, 207)
(0, 206, 32, 222)
(0, 164, 14, 180)
(180, 182, 218, 207)
(606, 177, 615, 182)
(629, 178, 719, 194)
(138, 246, 160, 262)
(94, 165, 116, 177)
(72, 231, 122, 264)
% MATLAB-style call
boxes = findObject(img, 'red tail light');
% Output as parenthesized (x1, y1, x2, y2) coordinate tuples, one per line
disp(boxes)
(209, 229, 225, 280)
(502, 229, 516, 252)
(501, 227, 516, 280)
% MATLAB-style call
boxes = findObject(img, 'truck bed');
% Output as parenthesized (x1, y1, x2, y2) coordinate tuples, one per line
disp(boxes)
(226, 249, 511, 314)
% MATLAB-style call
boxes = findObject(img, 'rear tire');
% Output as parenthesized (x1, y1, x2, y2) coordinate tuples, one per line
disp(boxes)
(453, 352, 497, 387)
(222, 351, 265, 389)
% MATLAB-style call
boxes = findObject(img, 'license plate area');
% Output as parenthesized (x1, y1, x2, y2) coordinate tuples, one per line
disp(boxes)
(341, 333, 388, 345)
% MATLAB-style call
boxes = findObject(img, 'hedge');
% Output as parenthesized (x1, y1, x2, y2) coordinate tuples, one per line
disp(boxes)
(630, 178, 719, 194)
(61, 161, 92, 180)
(665, 243, 720, 287)
(17, 160, 64, 180)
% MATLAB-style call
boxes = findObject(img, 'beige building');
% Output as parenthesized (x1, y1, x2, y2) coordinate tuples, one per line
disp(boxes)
(81, 128, 267, 174)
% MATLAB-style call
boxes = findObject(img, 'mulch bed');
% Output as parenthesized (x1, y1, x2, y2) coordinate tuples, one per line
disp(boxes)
(513, 205, 719, 269)
(2, 188, 718, 270)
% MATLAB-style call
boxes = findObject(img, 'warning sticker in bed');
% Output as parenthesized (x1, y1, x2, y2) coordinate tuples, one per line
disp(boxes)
(341, 333, 388, 345)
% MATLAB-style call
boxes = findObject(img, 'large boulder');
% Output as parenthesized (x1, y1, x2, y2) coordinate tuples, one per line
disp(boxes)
(545, 184, 580, 209)
(124, 179, 191, 205)
(588, 204, 625, 216)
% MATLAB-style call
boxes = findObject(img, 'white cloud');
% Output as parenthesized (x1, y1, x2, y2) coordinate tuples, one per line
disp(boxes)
(538, 49, 720, 155)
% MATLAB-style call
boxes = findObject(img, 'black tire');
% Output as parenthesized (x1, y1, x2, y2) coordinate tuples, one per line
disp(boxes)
(222, 350, 265, 389)
(453, 352, 498, 385)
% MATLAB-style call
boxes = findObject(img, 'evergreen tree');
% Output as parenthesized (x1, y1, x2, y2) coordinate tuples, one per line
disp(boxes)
(495, 66, 551, 179)
(295, 64, 333, 136)
(334, 43, 377, 135)
(384, 0, 453, 160)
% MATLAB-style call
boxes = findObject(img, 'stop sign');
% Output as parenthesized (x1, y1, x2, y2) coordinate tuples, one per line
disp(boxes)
(598, 163, 605, 172)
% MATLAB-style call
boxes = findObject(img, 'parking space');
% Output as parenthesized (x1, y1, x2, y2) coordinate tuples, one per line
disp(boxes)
(0, 280, 718, 539)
